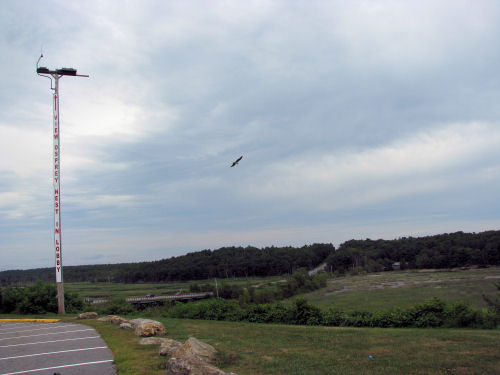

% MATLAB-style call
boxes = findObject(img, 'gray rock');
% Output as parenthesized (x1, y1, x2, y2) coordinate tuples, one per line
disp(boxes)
(173, 337, 217, 363)
(129, 318, 165, 337)
(139, 337, 168, 345)
(77, 312, 98, 319)
(159, 339, 183, 356)
(97, 315, 128, 324)
(167, 356, 236, 375)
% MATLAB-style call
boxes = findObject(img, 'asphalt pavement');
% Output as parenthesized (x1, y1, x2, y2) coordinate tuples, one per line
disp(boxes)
(0, 321, 115, 375)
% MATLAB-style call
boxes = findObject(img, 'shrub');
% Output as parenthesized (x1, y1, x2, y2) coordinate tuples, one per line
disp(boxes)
(18, 282, 58, 314)
(323, 307, 345, 326)
(291, 298, 323, 326)
(64, 291, 84, 313)
(409, 297, 446, 328)
(0, 287, 23, 313)
(101, 297, 135, 315)
(444, 301, 479, 328)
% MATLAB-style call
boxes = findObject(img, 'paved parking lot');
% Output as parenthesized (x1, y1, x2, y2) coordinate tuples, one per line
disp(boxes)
(0, 321, 115, 375)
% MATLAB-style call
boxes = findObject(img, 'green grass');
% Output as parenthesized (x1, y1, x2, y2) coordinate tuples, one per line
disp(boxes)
(64, 276, 284, 299)
(76, 317, 499, 375)
(64, 281, 190, 298)
(295, 267, 500, 311)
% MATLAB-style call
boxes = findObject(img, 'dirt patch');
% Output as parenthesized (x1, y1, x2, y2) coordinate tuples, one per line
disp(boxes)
(446, 367, 473, 375)
(324, 286, 349, 295)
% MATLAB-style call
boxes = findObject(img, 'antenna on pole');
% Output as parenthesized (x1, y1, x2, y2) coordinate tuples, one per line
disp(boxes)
(36, 54, 53, 89)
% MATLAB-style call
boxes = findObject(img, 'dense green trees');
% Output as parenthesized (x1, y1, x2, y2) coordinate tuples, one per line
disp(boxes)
(0, 243, 334, 285)
(326, 230, 500, 274)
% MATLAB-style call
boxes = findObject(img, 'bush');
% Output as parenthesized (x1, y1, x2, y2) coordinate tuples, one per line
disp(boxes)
(64, 291, 84, 313)
(161, 296, 498, 329)
(18, 282, 58, 314)
(410, 297, 446, 328)
(0, 287, 23, 313)
(444, 301, 479, 328)
(102, 297, 135, 315)
(323, 307, 345, 326)
(291, 298, 323, 325)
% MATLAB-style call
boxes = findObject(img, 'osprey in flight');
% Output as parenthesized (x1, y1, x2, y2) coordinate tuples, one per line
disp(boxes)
(231, 156, 243, 167)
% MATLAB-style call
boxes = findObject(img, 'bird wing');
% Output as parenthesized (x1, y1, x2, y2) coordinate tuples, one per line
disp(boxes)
(230, 156, 243, 167)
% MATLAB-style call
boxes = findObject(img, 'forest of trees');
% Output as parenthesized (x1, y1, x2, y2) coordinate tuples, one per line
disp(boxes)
(1, 230, 499, 286)
(326, 230, 500, 274)
(0, 244, 334, 285)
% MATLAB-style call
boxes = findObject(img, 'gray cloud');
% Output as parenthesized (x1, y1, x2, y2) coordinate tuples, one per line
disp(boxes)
(1, 0, 500, 269)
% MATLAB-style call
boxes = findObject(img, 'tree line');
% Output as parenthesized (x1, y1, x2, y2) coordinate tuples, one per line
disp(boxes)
(1, 230, 499, 286)
(0, 243, 333, 285)
(326, 230, 500, 274)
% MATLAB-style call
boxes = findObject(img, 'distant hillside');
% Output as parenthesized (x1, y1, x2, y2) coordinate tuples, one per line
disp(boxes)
(326, 230, 500, 274)
(0, 244, 334, 285)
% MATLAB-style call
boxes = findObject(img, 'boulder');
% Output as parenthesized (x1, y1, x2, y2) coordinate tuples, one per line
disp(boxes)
(173, 337, 217, 363)
(138, 337, 182, 355)
(139, 337, 169, 345)
(110, 315, 129, 324)
(167, 356, 237, 375)
(97, 315, 128, 324)
(77, 312, 98, 319)
(120, 322, 133, 329)
(129, 318, 166, 337)
(159, 339, 183, 356)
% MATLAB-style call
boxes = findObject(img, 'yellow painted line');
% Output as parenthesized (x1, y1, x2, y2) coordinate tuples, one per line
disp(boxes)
(0, 319, 59, 323)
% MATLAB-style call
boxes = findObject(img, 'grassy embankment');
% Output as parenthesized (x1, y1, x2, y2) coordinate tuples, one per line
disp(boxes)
(80, 317, 499, 375)
(1, 312, 499, 374)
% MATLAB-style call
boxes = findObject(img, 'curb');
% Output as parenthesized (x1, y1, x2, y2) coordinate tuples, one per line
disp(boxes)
(0, 319, 60, 323)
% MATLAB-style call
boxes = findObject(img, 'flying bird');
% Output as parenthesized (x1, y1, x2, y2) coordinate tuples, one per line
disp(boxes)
(231, 155, 243, 167)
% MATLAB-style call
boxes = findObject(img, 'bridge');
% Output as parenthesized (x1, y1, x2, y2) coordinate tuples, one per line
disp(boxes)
(88, 292, 213, 308)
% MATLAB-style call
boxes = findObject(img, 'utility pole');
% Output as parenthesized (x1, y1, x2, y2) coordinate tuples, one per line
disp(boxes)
(36, 55, 88, 314)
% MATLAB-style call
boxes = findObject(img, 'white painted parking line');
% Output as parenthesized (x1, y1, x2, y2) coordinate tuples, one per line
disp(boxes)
(0, 324, 74, 335)
(0, 322, 115, 375)
(0, 346, 107, 361)
(0, 335, 100, 348)
(0, 324, 25, 330)
(0, 328, 94, 341)
(0, 359, 114, 375)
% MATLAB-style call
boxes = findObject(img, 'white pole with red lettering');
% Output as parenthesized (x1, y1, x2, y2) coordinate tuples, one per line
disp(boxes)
(53, 75, 64, 314)
(36, 56, 88, 315)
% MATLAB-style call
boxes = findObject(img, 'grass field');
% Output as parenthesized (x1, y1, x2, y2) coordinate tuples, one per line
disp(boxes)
(64, 276, 284, 299)
(65, 267, 500, 314)
(77, 316, 499, 375)
(296, 267, 500, 311)
(64, 281, 191, 298)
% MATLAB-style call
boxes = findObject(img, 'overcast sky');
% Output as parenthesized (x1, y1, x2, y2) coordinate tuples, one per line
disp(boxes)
(1, 0, 500, 271)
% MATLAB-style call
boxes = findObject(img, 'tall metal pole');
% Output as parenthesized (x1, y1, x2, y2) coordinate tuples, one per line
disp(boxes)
(37, 56, 88, 315)
(53, 75, 64, 314)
